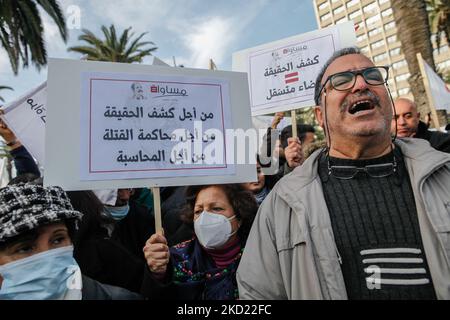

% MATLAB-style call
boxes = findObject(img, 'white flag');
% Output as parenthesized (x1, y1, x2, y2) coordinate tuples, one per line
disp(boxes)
(422, 58, 450, 112)
(0, 82, 47, 165)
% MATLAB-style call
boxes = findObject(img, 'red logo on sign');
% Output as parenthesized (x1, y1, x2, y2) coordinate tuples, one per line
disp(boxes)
(285, 72, 299, 84)
(150, 85, 158, 93)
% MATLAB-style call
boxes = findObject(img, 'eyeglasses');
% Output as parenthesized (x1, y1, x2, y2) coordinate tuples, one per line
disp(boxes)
(318, 66, 389, 99)
(327, 156, 397, 180)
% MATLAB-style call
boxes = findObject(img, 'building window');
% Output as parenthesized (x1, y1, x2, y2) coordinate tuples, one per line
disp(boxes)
(374, 52, 388, 62)
(355, 22, 365, 31)
(387, 34, 397, 43)
(384, 21, 395, 30)
(433, 45, 449, 54)
(379, 0, 389, 4)
(371, 39, 385, 50)
(389, 47, 401, 56)
(398, 88, 410, 96)
(346, 0, 359, 8)
(349, 10, 361, 19)
(336, 17, 348, 24)
(361, 46, 370, 54)
(395, 73, 410, 82)
(363, 2, 378, 13)
(331, 0, 341, 3)
(321, 12, 332, 21)
(368, 28, 381, 37)
(334, 5, 345, 15)
(392, 60, 407, 69)
(366, 14, 381, 26)
(437, 59, 450, 69)
(357, 34, 367, 42)
(318, 2, 329, 10)
(381, 8, 393, 17)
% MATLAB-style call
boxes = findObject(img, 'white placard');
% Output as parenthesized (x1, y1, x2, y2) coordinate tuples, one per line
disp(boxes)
(232, 22, 357, 115)
(151, 56, 171, 67)
(422, 58, 450, 112)
(80, 72, 233, 180)
(252, 115, 292, 131)
(0, 82, 46, 164)
(45, 59, 256, 191)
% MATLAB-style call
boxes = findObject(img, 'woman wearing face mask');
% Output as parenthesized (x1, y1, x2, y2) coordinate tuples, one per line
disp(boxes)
(0, 183, 143, 300)
(141, 184, 258, 300)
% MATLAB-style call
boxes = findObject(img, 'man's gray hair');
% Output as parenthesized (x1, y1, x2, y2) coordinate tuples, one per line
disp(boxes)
(314, 47, 362, 106)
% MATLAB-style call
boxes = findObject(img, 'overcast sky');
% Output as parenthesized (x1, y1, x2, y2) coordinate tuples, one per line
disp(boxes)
(0, 0, 317, 103)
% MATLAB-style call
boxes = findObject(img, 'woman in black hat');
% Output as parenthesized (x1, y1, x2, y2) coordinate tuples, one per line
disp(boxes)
(0, 183, 142, 300)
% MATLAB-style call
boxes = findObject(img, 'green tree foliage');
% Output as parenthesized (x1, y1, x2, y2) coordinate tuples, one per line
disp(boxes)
(0, 0, 67, 74)
(68, 25, 157, 63)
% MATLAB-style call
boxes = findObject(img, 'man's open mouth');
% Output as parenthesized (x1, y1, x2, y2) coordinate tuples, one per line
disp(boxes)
(348, 99, 376, 115)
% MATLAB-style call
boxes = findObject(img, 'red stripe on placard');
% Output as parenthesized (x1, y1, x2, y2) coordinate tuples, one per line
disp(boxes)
(285, 78, 299, 84)
(285, 72, 298, 78)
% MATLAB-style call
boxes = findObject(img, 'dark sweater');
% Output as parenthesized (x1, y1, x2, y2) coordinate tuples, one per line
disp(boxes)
(318, 148, 436, 300)
(10, 145, 40, 177)
(415, 121, 450, 153)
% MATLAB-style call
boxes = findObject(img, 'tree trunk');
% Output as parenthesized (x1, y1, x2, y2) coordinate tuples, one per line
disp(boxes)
(391, 0, 437, 123)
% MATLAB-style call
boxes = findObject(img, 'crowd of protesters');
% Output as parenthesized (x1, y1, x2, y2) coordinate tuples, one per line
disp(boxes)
(0, 47, 450, 300)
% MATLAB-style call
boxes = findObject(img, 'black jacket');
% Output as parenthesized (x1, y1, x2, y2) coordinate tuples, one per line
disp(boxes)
(75, 201, 155, 293)
(10, 145, 40, 176)
(415, 121, 450, 153)
(82, 275, 143, 300)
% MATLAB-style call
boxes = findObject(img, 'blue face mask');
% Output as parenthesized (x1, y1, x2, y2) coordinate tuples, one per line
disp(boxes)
(0, 246, 81, 300)
(103, 204, 130, 221)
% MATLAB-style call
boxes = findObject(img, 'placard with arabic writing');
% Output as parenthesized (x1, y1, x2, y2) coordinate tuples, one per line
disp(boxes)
(233, 22, 356, 115)
(80, 72, 234, 181)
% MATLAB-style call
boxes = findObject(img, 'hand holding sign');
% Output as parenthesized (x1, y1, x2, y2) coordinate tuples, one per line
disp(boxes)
(285, 137, 302, 168)
(270, 112, 285, 129)
(0, 118, 21, 149)
(144, 230, 170, 275)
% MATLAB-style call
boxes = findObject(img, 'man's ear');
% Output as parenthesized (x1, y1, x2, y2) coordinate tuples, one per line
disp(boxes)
(416, 112, 421, 119)
(314, 106, 324, 128)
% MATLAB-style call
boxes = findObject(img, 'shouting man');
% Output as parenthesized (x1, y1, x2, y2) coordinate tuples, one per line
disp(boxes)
(237, 47, 450, 300)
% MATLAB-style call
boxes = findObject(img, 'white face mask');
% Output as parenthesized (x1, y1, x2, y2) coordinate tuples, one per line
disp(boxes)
(194, 211, 238, 249)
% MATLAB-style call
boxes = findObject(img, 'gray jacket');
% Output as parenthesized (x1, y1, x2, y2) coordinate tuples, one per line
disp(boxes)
(237, 139, 450, 299)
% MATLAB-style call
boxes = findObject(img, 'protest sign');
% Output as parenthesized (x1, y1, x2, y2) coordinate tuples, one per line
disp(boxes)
(416, 53, 447, 129)
(232, 22, 356, 115)
(80, 71, 233, 181)
(0, 57, 171, 171)
(0, 82, 46, 165)
(45, 59, 256, 191)
(252, 115, 292, 131)
(151, 56, 171, 67)
(419, 54, 450, 112)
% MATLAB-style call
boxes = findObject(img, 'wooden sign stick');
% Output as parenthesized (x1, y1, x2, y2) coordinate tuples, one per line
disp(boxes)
(291, 110, 297, 138)
(152, 187, 162, 234)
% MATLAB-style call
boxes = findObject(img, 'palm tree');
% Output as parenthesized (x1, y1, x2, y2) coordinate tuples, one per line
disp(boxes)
(68, 25, 157, 63)
(0, 0, 67, 75)
(426, 0, 450, 52)
(391, 0, 437, 119)
(0, 85, 13, 103)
